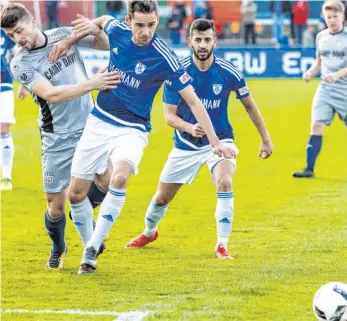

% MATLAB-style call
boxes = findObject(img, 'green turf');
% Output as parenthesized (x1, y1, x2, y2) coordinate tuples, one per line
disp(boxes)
(1, 79, 346, 321)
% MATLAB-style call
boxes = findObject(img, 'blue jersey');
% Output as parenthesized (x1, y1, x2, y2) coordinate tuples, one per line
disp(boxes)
(1, 29, 15, 92)
(163, 55, 250, 151)
(92, 19, 192, 132)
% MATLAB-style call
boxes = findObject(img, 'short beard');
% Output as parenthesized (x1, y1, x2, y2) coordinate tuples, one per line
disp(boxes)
(193, 48, 213, 61)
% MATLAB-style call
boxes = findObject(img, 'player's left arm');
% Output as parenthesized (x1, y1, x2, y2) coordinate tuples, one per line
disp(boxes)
(240, 95, 273, 159)
(323, 65, 347, 83)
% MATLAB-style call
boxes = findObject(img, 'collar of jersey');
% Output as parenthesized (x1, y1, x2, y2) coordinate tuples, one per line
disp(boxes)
(30, 31, 48, 52)
(130, 33, 157, 49)
(191, 54, 215, 73)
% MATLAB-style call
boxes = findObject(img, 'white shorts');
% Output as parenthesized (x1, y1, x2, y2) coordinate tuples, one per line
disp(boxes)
(160, 143, 238, 184)
(71, 114, 149, 181)
(0, 90, 15, 124)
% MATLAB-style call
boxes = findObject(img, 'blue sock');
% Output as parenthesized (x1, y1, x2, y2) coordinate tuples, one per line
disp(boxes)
(306, 135, 323, 171)
(44, 210, 66, 254)
(87, 182, 107, 209)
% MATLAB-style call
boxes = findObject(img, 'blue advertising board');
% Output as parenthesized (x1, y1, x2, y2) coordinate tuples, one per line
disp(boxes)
(80, 47, 316, 79)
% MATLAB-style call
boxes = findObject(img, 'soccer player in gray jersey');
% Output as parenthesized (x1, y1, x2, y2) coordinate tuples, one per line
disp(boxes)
(293, 0, 347, 178)
(1, 3, 120, 268)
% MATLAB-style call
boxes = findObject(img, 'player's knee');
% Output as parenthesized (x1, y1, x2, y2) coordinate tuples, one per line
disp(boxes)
(0, 123, 10, 135)
(47, 202, 65, 219)
(216, 177, 232, 192)
(68, 188, 88, 205)
(310, 122, 325, 135)
(110, 173, 129, 189)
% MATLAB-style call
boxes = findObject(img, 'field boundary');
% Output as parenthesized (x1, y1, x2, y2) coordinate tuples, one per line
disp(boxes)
(1, 309, 150, 320)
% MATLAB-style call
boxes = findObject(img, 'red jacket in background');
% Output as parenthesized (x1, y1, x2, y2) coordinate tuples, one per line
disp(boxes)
(292, 0, 310, 25)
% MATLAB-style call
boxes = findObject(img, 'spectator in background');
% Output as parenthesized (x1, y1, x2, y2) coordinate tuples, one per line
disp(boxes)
(45, 0, 59, 29)
(292, 0, 309, 45)
(277, 25, 292, 48)
(106, 0, 126, 21)
(302, 25, 315, 47)
(193, 1, 213, 20)
(242, 0, 257, 44)
(270, 0, 292, 44)
(167, 6, 184, 46)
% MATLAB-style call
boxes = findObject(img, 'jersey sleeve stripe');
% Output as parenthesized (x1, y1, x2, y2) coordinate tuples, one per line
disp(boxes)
(180, 56, 191, 64)
(216, 60, 242, 81)
(154, 39, 179, 69)
(153, 41, 178, 72)
(216, 58, 243, 79)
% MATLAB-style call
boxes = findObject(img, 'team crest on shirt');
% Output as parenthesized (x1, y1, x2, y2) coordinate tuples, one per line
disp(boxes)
(44, 172, 54, 184)
(112, 47, 118, 55)
(135, 62, 146, 75)
(213, 84, 222, 95)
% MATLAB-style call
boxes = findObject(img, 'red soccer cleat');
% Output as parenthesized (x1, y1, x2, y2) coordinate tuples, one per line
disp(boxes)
(125, 231, 159, 248)
(215, 244, 233, 260)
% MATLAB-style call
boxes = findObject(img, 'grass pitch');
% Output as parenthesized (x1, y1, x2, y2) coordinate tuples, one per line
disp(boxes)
(1, 79, 346, 321)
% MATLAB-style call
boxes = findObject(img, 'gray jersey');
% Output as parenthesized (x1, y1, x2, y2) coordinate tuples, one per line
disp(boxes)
(316, 27, 347, 88)
(11, 27, 93, 133)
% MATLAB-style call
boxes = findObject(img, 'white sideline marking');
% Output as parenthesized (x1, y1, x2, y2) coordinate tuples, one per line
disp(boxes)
(1, 309, 149, 320)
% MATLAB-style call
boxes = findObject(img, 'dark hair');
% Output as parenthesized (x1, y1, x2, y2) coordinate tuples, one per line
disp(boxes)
(189, 19, 215, 37)
(1, 3, 32, 28)
(127, 0, 158, 18)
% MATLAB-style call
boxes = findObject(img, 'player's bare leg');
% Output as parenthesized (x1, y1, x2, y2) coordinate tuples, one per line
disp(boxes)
(0, 123, 14, 191)
(79, 161, 132, 274)
(293, 121, 325, 178)
(213, 160, 235, 259)
(125, 182, 182, 248)
(45, 190, 67, 268)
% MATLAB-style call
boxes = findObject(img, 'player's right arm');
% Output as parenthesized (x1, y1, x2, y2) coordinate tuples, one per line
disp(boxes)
(11, 61, 121, 104)
(303, 56, 321, 82)
(164, 104, 205, 138)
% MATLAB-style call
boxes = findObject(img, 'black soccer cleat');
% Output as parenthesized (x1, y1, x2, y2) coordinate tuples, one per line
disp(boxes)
(292, 168, 314, 178)
(46, 248, 67, 269)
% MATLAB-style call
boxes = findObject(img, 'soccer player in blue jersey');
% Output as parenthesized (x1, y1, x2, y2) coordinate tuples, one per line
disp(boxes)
(125, 19, 273, 259)
(0, 28, 16, 190)
(50, 0, 237, 274)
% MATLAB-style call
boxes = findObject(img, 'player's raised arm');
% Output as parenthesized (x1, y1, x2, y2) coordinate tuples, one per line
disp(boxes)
(240, 94, 273, 159)
(178, 85, 236, 158)
(48, 15, 112, 63)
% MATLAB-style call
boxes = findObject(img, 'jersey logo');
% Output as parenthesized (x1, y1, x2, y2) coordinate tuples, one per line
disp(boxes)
(179, 72, 191, 85)
(135, 62, 146, 75)
(112, 47, 118, 55)
(213, 84, 222, 95)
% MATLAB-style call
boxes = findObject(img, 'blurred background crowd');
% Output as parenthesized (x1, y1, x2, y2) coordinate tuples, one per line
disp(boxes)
(5, 0, 347, 48)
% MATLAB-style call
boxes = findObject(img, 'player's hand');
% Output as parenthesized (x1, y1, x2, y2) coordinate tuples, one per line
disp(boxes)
(90, 70, 121, 91)
(189, 123, 205, 138)
(258, 140, 273, 159)
(48, 39, 70, 63)
(212, 143, 237, 159)
(303, 71, 311, 82)
(72, 14, 101, 37)
(323, 73, 339, 83)
(17, 86, 28, 100)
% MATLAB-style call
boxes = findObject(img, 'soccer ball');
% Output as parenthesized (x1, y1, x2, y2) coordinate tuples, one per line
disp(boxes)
(313, 282, 347, 321)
